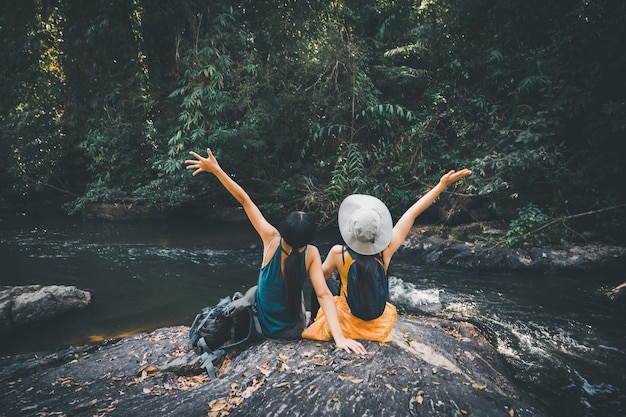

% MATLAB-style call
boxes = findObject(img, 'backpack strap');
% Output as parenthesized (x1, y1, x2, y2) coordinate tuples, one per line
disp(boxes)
(200, 349, 225, 379)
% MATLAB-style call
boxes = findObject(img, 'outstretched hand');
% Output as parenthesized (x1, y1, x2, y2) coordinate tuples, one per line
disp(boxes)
(440, 168, 472, 188)
(335, 337, 368, 355)
(184, 148, 220, 176)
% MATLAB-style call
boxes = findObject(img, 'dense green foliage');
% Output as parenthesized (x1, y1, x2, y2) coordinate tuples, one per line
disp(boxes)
(1, 0, 625, 244)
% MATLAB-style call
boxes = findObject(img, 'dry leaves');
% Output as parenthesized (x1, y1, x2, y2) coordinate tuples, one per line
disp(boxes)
(136, 365, 159, 382)
(256, 363, 272, 376)
(415, 390, 425, 404)
(208, 379, 266, 417)
(176, 374, 210, 390)
(337, 373, 363, 384)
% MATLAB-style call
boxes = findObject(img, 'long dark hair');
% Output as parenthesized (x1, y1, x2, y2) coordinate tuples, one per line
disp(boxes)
(354, 253, 384, 278)
(280, 211, 316, 315)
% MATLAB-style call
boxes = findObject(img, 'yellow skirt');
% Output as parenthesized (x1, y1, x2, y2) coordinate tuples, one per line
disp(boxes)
(302, 296, 397, 343)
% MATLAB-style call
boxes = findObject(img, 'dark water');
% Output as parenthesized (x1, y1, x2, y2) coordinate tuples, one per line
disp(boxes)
(0, 214, 624, 417)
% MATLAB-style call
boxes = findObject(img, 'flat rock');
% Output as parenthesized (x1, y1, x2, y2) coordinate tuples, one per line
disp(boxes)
(0, 316, 547, 417)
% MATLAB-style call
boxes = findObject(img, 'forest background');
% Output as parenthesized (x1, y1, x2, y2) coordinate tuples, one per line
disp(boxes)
(1, 0, 625, 247)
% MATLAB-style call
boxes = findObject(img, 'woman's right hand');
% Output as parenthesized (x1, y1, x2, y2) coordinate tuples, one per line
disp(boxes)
(334, 336, 368, 355)
(185, 148, 221, 176)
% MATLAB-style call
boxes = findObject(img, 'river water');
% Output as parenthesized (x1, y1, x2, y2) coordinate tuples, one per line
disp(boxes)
(0, 214, 624, 417)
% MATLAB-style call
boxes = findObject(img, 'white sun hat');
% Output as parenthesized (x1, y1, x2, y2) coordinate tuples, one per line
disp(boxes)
(338, 194, 393, 255)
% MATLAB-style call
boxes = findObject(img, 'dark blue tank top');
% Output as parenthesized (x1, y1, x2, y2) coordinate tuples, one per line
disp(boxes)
(256, 239, 307, 339)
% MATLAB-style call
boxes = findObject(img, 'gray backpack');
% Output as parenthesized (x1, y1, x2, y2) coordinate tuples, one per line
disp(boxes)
(189, 286, 263, 378)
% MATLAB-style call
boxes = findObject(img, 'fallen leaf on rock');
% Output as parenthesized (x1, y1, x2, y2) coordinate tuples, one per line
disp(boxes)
(307, 385, 316, 395)
(208, 378, 266, 417)
(209, 399, 229, 413)
(142, 365, 159, 375)
(416, 390, 425, 405)
(460, 409, 468, 415)
(385, 383, 395, 390)
(273, 381, 292, 389)
(432, 368, 438, 374)
(471, 383, 487, 390)
(338, 373, 353, 380)
(256, 363, 272, 376)
(350, 379, 364, 384)
(509, 409, 515, 417)
(312, 358, 328, 366)
(58, 377, 80, 387)
(135, 365, 159, 383)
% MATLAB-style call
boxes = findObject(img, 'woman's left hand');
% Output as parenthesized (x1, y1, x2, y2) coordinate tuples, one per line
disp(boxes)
(440, 168, 472, 187)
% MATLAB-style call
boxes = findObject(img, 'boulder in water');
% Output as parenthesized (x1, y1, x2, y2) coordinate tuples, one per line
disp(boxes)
(0, 285, 91, 333)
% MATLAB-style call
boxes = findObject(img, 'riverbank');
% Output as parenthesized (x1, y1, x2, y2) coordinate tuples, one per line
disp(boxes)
(402, 222, 626, 272)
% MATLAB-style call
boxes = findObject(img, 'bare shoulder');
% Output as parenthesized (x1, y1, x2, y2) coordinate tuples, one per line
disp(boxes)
(328, 244, 344, 255)
(306, 244, 321, 257)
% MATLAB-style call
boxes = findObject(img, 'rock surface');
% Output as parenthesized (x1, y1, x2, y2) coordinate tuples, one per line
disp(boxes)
(0, 316, 547, 417)
(0, 285, 91, 333)
(402, 226, 626, 271)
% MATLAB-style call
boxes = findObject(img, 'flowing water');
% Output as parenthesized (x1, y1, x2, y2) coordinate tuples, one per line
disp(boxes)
(0, 214, 624, 417)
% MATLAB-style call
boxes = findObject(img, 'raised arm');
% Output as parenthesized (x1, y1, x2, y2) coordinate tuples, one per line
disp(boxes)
(308, 246, 367, 355)
(185, 148, 279, 246)
(383, 169, 472, 263)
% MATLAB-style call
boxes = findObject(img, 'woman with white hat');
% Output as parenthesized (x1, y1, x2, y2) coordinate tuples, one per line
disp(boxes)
(186, 148, 367, 354)
(303, 168, 472, 342)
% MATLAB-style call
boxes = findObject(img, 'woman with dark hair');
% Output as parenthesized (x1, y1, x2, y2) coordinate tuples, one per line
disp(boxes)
(185, 148, 366, 354)
(304, 169, 472, 343)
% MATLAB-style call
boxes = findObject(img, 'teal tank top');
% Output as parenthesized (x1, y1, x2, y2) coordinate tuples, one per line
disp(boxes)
(256, 239, 307, 339)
